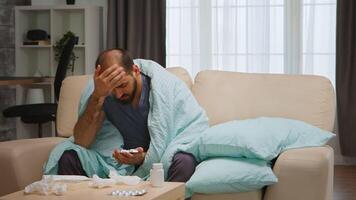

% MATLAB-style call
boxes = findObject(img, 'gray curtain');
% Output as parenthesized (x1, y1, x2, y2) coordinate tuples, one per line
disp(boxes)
(107, 0, 166, 67)
(336, 0, 356, 156)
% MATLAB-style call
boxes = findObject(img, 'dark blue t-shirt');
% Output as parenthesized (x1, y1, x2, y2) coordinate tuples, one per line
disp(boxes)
(103, 73, 151, 151)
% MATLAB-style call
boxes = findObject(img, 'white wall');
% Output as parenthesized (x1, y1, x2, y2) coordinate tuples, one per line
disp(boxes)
(32, 0, 108, 49)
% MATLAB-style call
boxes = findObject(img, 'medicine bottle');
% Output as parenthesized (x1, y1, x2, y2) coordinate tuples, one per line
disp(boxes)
(150, 163, 164, 187)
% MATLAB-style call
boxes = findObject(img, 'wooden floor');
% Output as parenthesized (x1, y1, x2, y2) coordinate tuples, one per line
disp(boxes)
(334, 165, 356, 200)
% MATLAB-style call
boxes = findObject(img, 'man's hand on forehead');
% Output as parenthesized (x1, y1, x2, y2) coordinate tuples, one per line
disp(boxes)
(93, 64, 127, 98)
(101, 64, 127, 87)
(97, 63, 124, 74)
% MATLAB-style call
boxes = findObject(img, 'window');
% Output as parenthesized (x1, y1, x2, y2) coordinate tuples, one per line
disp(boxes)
(166, 0, 336, 85)
(302, 0, 336, 85)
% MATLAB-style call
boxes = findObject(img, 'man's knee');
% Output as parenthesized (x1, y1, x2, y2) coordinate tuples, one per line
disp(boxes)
(58, 150, 87, 176)
(168, 152, 197, 182)
(173, 152, 197, 168)
(58, 150, 78, 166)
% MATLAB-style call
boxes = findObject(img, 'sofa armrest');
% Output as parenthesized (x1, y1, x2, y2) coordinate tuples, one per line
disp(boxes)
(0, 137, 65, 196)
(264, 146, 333, 200)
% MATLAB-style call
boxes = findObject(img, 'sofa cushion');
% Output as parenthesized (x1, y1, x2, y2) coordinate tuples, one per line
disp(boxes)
(191, 117, 334, 161)
(192, 70, 335, 131)
(186, 157, 277, 195)
(192, 190, 262, 200)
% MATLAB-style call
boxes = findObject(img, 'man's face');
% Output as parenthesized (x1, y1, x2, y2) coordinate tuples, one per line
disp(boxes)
(112, 72, 137, 104)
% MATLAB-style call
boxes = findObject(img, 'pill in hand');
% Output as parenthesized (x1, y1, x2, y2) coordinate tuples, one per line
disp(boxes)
(120, 149, 139, 154)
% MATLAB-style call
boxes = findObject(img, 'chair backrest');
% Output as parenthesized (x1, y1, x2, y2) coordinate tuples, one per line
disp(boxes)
(54, 36, 77, 102)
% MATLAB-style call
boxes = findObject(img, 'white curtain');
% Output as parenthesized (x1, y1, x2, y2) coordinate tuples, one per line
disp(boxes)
(166, 0, 336, 85)
(303, 0, 336, 85)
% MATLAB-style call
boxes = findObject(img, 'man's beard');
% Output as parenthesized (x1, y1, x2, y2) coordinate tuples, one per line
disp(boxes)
(118, 74, 137, 104)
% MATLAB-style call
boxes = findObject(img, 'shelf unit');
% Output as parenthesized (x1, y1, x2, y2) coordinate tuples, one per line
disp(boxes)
(15, 5, 102, 77)
(14, 5, 103, 138)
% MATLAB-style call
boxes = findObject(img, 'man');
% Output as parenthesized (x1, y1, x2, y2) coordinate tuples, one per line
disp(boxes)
(48, 48, 209, 182)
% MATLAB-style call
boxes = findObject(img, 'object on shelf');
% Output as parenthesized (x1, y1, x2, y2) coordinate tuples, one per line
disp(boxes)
(54, 31, 79, 74)
(23, 40, 50, 46)
(26, 88, 45, 104)
(66, 0, 75, 5)
(26, 29, 49, 41)
(33, 70, 43, 77)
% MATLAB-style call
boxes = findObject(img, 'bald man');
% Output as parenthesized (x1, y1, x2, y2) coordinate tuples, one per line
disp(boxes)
(57, 48, 197, 182)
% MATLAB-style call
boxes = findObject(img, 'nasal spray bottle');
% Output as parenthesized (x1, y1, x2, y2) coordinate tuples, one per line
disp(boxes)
(150, 163, 164, 187)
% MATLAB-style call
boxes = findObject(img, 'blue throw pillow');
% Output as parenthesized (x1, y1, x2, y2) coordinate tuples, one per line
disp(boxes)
(186, 157, 277, 196)
(189, 117, 335, 161)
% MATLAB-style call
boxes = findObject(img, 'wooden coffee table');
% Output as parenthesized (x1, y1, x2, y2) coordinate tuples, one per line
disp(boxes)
(0, 181, 185, 200)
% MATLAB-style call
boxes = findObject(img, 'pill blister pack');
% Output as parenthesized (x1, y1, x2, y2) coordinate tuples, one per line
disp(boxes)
(110, 189, 147, 197)
(120, 149, 139, 154)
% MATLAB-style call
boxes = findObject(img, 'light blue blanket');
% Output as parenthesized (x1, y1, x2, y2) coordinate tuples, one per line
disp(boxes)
(43, 59, 209, 179)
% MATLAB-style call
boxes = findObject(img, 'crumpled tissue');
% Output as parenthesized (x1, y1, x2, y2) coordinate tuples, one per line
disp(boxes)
(109, 170, 141, 185)
(88, 170, 142, 188)
(88, 175, 116, 188)
(24, 175, 67, 196)
(42, 175, 90, 182)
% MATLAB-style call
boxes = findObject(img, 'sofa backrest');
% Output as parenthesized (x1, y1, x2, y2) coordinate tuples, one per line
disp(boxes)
(56, 75, 91, 137)
(192, 70, 335, 131)
(57, 67, 335, 137)
(166, 67, 193, 89)
(56, 67, 192, 137)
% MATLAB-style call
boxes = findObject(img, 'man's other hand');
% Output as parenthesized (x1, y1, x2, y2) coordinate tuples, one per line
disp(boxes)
(112, 147, 146, 166)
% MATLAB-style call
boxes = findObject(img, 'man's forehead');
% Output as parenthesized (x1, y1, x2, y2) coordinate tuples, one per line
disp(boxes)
(105, 50, 122, 58)
(101, 51, 123, 69)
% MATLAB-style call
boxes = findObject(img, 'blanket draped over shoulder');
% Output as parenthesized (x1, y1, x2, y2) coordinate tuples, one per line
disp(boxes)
(43, 59, 209, 179)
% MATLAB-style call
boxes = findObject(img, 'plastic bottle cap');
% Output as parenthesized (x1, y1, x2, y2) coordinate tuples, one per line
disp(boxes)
(152, 163, 163, 169)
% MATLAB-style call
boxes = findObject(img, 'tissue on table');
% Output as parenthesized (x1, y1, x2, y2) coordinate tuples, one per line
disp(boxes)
(109, 170, 141, 185)
(42, 175, 90, 182)
(24, 175, 67, 196)
(25, 171, 142, 194)
(88, 175, 116, 188)
(88, 170, 142, 188)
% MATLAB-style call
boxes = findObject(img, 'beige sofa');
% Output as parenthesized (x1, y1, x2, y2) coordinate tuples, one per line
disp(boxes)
(0, 67, 335, 200)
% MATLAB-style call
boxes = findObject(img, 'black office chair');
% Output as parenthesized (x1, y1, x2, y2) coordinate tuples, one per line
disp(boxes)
(2, 36, 77, 138)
